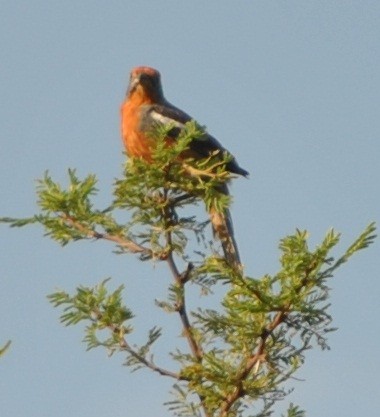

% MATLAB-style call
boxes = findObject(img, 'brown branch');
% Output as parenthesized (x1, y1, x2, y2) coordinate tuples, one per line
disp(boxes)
(162, 190, 203, 361)
(183, 163, 227, 179)
(93, 310, 181, 380)
(162, 195, 212, 417)
(219, 310, 288, 417)
(166, 239, 203, 361)
(219, 264, 321, 417)
(119, 336, 181, 379)
(60, 214, 151, 256)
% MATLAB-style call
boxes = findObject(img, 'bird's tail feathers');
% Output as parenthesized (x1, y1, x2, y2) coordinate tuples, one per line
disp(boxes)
(209, 185, 242, 271)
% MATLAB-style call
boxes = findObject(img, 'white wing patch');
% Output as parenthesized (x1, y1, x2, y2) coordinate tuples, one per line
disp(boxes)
(150, 111, 186, 129)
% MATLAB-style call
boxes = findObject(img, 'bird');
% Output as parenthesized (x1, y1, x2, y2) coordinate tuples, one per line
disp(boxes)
(120, 66, 248, 269)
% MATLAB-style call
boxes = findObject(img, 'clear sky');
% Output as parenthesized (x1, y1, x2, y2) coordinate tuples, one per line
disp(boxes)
(1, 1, 379, 416)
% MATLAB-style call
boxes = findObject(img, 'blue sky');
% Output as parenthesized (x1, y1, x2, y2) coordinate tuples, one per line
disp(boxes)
(1, 1, 379, 416)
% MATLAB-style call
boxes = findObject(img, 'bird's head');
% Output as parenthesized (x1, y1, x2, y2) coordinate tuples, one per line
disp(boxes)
(127, 66, 164, 102)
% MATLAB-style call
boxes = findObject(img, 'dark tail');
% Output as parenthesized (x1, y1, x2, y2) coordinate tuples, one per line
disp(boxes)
(209, 185, 242, 271)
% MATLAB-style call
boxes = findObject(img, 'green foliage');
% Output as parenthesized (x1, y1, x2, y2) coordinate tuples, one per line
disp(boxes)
(282, 404, 305, 417)
(48, 279, 133, 349)
(1, 122, 376, 417)
(1, 122, 230, 260)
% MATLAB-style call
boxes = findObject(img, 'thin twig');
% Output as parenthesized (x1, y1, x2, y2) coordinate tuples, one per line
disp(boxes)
(162, 192, 211, 417)
(219, 310, 288, 417)
(61, 214, 151, 256)
(169, 193, 195, 205)
(166, 235, 203, 361)
(93, 310, 181, 380)
(119, 337, 181, 379)
(219, 265, 320, 417)
(182, 163, 231, 180)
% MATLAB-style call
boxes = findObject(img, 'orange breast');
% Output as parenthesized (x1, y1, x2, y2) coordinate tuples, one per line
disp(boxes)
(120, 99, 154, 161)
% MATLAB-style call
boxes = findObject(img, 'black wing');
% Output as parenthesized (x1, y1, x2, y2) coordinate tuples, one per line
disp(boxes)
(139, 101, 249, 177)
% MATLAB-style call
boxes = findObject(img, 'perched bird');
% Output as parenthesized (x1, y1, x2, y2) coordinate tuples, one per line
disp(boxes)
(120, 66, 248, 268)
